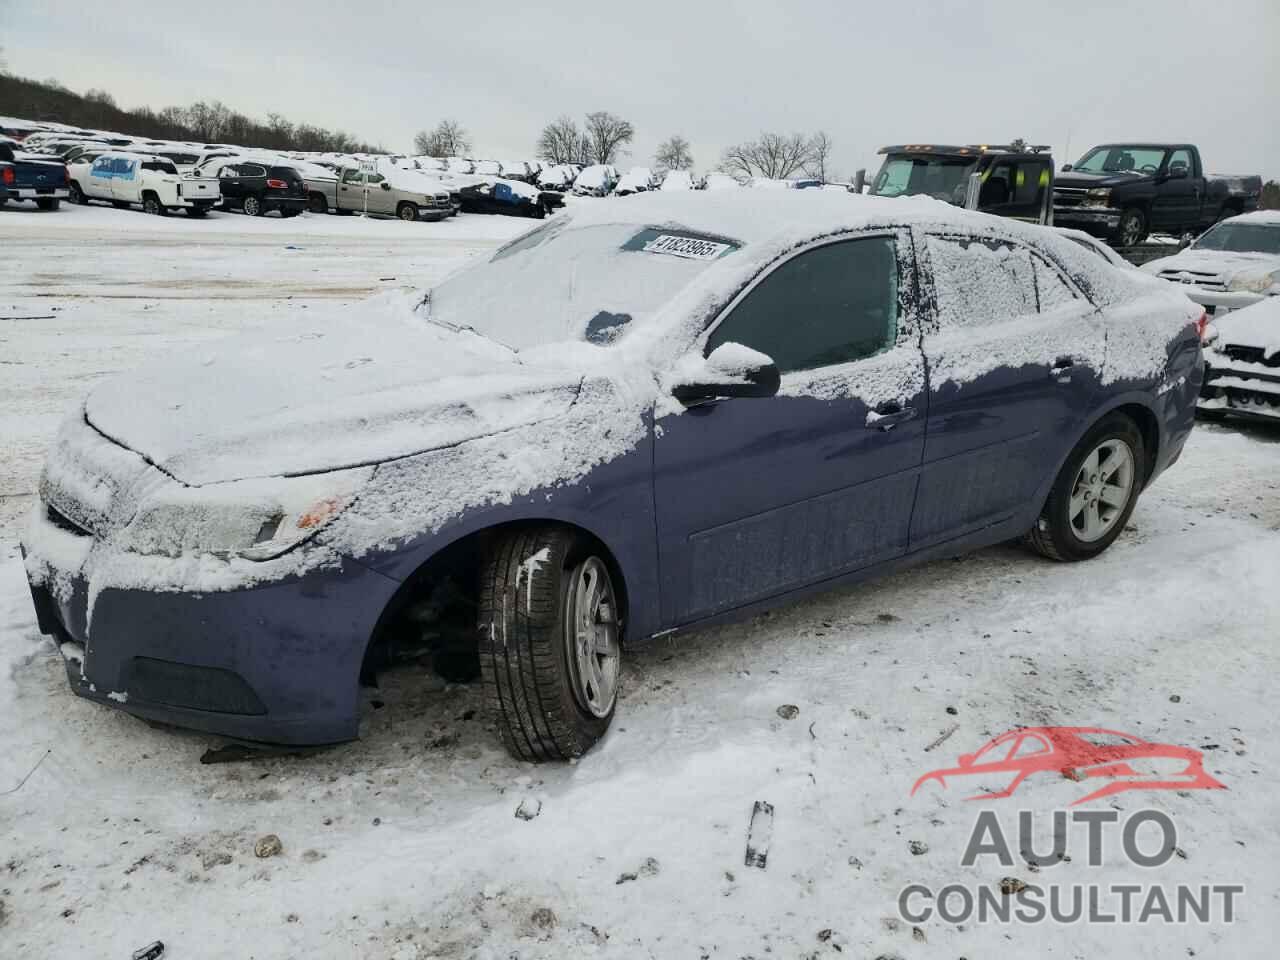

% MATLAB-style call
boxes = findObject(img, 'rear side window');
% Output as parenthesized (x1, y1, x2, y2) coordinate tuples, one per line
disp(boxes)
(141, 161, 177, 174)
(269, 167, 300, 180)
(239, 164, 267, 178)
(926, 236, 1036, 327)
(707, 236, 899, 374)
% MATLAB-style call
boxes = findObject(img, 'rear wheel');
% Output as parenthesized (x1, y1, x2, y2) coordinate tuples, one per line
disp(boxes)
(1026, 414, 1146, 562)
(478, 527, 621, 761)
(307, 193, 328, 214)
(397, 201, 419, 222)
(242, 194, 263, 217)
(68, 182, 87, 205)
(1117, 207, 1148, 246)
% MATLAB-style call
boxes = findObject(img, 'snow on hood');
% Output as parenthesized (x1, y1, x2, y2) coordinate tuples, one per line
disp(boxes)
(1213, 296, 1280, 355)
(1143, 248, 1280, 280)
(83, 293, 581, 486)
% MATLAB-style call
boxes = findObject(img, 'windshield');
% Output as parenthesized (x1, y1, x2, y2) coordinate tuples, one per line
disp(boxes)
(1193, 222, 1280, 255)
(427, 220, 740, 351)
(870, 155, 976, 204)
(1074, 146, 1167, 175)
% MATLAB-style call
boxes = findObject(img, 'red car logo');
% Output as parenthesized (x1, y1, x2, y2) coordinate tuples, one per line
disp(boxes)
(911, 726, 1225, 806)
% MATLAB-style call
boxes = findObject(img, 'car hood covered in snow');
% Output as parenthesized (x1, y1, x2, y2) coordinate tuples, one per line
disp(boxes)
(1143, 248, 1280, 282)
(83, 295, 581, 486)
(1213, 296, 1280, 353)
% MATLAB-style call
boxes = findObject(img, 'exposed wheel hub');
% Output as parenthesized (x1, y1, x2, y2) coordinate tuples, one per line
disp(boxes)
(566, 556, 620, 718)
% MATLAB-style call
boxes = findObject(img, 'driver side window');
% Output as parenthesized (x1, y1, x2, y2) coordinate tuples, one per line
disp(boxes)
(706, 236, 899, 374)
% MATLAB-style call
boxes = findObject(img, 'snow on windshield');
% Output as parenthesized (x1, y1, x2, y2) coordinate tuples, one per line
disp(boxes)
(425, 220, 740, 351)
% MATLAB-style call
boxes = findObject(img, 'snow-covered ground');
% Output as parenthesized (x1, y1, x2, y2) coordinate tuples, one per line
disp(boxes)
(2, 203, 1279, 959)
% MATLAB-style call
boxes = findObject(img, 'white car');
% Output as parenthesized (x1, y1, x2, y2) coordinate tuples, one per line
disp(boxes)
(473, 160, 502, 176)
(1054, 227, 1137, 271)
(1142, 211, 1280, 313)
(572, 164, 616, 197)
(702, 172, 741, 191)
(445, 157, 475, 174)
(614, 167, 655, 196)
(537, 164, 574, 191)
(1199, 295, 1280, 423)
(659, 170, 694, 192)
(69, 152, 220, 216)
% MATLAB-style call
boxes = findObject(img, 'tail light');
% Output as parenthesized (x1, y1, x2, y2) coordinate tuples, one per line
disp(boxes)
(62, 166, 69, 184)
(1, 167, 13, 185)
(266, 178, 288, 189)
(1195, 310, 1213, 345)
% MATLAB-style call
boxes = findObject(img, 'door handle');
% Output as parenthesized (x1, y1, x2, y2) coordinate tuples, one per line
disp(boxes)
(866, 401, 917, 431)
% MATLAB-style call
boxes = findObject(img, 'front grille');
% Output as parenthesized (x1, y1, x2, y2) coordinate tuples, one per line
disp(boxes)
(47, 503, 91, 537)
(1053, 186, 1089, 208)
(1158, 270, 1228, 292)
(1222, 345, 1278, 367)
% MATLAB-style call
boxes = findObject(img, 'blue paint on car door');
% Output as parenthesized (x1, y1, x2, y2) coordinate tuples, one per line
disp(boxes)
(910, 231, 1107, 547)
(653, 231, 928, 624)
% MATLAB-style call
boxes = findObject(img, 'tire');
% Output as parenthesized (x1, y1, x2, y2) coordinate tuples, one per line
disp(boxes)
(1117, 208, 1148, 247)
(141, 193, 165, 216)
(242, 194, 263, 217)
(307, 193, 327, 215)
(397, 201, 419, 222)
(36, 198, 61, 211)
(478, 527, 622, 761)
(1026, 414, 1146, 562)
(68, 182, 87, 205)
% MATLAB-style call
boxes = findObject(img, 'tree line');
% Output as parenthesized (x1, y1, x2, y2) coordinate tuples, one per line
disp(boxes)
(0, 73, 384, 154)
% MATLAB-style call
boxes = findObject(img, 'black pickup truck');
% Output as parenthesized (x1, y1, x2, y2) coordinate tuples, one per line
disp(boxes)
(1053, 143, 1261, 247)
(0, 140, 69, 210)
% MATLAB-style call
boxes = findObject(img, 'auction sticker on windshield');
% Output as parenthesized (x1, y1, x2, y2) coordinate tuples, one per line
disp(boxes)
(643, 234, 733, 261)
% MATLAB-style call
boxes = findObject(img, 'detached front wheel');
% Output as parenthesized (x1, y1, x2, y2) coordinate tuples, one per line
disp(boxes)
(1026, 414, 1146, 562)
(478, 527, 622, 761)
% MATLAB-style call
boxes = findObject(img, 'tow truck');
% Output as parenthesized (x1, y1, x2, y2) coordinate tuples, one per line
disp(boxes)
(854, 143, 1054, 225)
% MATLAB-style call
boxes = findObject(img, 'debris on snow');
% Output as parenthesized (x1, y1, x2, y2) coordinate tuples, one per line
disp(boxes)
(745, 801, 774, 869)
(776, 704, 799, 720)
(1000, 876, 1027, 895)
(131, 942, 165, 960)
(908, 840, 929, 856)
(923, 724, 959, 752)
(514, 798, 542, 821)
(253, 835, 283, 859)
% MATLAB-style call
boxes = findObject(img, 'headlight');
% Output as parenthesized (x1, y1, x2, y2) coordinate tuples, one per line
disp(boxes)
(1082, 188, 1112, 208)
(1227, 270, 1280, 294)
(118, 467, 372, 561)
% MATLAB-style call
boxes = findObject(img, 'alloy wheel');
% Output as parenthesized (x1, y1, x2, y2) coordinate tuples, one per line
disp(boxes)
(565, 557, 620, 718)
(1069, 439, 1135, 543)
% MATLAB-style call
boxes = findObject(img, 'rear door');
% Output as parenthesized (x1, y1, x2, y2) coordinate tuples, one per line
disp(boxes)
(111, 157, 139, 203)
(216, 163, 244, 206)
(653, 230, 928, 624)
(86, 155, 114, 199)
(910, 231, 1105, 548)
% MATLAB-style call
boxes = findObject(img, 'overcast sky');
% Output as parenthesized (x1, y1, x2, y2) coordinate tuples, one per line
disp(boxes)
(3, 0, 1277, 180)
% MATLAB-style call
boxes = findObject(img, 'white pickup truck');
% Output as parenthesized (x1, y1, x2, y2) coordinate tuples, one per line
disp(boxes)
(68, 151, 221, 216)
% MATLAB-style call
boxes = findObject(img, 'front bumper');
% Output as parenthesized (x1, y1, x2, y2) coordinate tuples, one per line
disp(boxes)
(21, 512, 401, 745)
(1052, 206, 1121, 235)
(1199, 354, 1280, 422)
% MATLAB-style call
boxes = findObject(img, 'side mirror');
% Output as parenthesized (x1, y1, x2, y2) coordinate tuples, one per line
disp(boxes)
(1061, 164, 1073, 172)
(1167, 166, 1187, 180)
(852, 168, 867, 194)
(671, 342, 780, 404)
(1178, 233, 1194, 250)
(380, 181, 391, 190)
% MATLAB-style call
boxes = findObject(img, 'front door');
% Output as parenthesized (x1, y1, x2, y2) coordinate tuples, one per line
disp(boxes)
(110, 157, 139, 203)
(910, 231, 1106, 547)
(653, 231, 928, 625)
(87, 156, 114, 199)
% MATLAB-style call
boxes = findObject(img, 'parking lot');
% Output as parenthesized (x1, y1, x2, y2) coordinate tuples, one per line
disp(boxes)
(1, 206, 1278, 959)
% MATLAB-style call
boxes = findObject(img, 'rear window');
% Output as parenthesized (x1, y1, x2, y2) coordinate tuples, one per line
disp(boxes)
(269, 166, 302, 180)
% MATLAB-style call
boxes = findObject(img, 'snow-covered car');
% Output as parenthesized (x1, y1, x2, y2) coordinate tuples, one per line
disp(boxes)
(473, 160, 502, 176)
(702, 172, 741, 191)
(614, 167, 655, 195)
(537, 164, 574, 191)
(659, 170, 694, 192)
(1142, 211, 1280, 313)
(1054, 226, 1137, 270)
(69, 152, 220, 216)
(572, 164, 616, 196)
(22, 192, 1203, 760)
(1199, 296, 1280, 423)
(452, 175, 547, 218)
(445, 157, 475, 174)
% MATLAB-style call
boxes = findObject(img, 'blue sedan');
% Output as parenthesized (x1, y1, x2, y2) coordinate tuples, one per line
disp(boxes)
(22, 192, 1205, 759)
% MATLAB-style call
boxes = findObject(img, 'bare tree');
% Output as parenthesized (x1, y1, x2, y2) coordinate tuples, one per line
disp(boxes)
(802, 130, 834, 183)
(719, 132, 814, 180)
(654, 135, 693, 173)
(413, 119, 471, 157)
(537, 115, 586, 165)
(582, 111, 634, 165)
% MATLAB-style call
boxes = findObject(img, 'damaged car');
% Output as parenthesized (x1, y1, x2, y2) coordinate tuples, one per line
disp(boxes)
(22, 192, 1203, 761)
(1199, 295, 1280, 423)
(1142, 211, 1280, 314)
